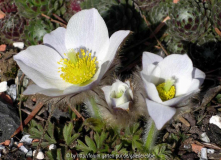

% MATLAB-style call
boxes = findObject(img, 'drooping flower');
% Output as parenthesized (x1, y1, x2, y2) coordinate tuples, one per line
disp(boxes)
(13, 8, 130, 97)
(101, 79, 133, 111)
(141, 52, 205, 130)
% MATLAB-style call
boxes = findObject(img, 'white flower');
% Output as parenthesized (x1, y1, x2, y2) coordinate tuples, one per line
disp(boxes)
(101, 80, 133, 111)
(141, 52, 205, 130)
(13, 9, 130, 97)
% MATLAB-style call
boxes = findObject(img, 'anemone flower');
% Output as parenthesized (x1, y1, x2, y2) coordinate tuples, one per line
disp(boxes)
(101, 79, 133, 111)
(141, 52, 205, 130)
(13, 8, 130, 97)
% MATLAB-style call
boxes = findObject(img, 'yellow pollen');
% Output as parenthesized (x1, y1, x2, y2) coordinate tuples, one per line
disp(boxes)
(156, 82, 176, 101)
(58, 49, 98, 85)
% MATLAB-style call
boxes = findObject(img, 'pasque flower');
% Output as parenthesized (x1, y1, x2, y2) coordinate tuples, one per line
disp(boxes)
(141, 52, 205, 130)
(13, 8, 130, 96)
(101, 79, 133, 111)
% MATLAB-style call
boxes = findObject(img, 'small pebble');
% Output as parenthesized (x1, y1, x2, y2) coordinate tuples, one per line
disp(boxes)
(26, 150, 32, 157)
(200, 132, 210, 143)
(33, 150, 44, 160)
(0, 44, 6, 52)
(4, 140, 10, 146)
(13, 42, 24, 49)
(22, 76, 29, 88)
(207, 149, 215, 154)
(6, 84, 17, 101)
(20, 135, 33, 144)
(19, 145, 28, 153)
(49, 144, 57, 150)
(209, 115, 221, 129)
(9, 138, 14, 148)
(2, 148, 7, 154)
(200, 148, 207, 160)
(0, 81, 7, 92)
(0, 145, 5, 150)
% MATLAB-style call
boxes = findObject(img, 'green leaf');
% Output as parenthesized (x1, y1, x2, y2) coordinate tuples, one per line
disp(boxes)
(65, 150, 73, 160)
(83, 118, 105, 133)
(48, 121, 55, 139)
(63, 122, 74, 144)
(85, 136, 97, 153)
(216, 94, 221, 103)
(44, 132, 57, 144)
(67, 133, 80, 146)
(36, 123, 44, 132)
(115, 143, 122, 152)
(29, 128, 42, 139)
(57, 148, 63, 160)
(76, 139, 92, 153)
(132, 123, 140, 134)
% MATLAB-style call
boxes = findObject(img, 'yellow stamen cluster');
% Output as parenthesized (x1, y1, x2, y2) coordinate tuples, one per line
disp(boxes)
(58, 49, 98, 85)
(156, 83, 175, 101)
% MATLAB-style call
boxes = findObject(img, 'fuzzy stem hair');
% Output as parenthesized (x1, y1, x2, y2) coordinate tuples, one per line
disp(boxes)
(143, 118, 159, 152)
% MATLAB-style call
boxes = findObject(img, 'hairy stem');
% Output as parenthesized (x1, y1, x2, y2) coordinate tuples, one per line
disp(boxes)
(143, 118, 159, 152)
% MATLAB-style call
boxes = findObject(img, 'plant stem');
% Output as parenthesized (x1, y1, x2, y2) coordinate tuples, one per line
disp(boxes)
(143, 118, 159, 152)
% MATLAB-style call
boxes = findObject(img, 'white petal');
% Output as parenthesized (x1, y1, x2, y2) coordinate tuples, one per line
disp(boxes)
(23, 84, 64, 96)
(63, 82, 94, 95)
(192, 67, 205, 85)
(116, 102, 130, 110)
(43, 27, 67, 58)
(142, 52, 163, 70)
(111, 90, 131, 107)
(102, 30, 130, 63)
(141, 64, 161, 85)
(0, 81, 7, 92)
(158, 54, 193, 96)
(187, 79, 200, 93)
(142, 78, 162, 103)
(146, 99, 176, 130)
(101, 85, 112, 106)
(13, 45, 71, 90)
(111, 80, 128, 92)
(65, 8, 109, 59)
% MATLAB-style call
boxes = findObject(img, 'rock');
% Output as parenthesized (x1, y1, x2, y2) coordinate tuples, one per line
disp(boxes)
(200, 148, 207, 160)
(22, 76, 29, 88)
(19, 145, 28, 153)
(0, 98, 19, 142)
(206, 124, 221, 146)
(6, 84, 17, 101)
(0, 145, 5, 150)
(0, 81, 7, 92)
(33, 150, 44, 160)
(209, 115, 221, 129)
(20, 135, 33, 145)
(9, 138, 14, 148)
(49, 144, 57, 150)
(200, 132, 210, 143)
(207, 149, 215, 154)
(26, 150, 32, 157)
(13, 42, 24, 49)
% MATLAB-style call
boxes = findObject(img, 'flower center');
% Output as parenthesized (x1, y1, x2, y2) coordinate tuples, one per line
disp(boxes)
(58, 49, 98, 85)
(156, 79, 176, 101)
(111, 90, 124, 98)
